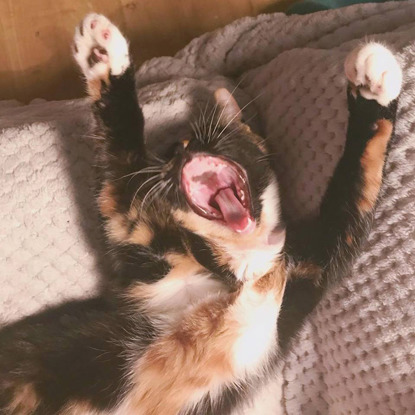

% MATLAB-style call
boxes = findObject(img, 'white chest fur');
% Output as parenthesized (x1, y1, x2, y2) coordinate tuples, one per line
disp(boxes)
(128, 254, 227, 326)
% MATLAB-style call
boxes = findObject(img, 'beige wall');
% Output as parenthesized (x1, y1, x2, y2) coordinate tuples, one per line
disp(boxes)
(0, 0, 296, 103)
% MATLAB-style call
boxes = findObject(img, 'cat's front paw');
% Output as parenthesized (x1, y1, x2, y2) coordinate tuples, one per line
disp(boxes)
(73, 14, 130, 80)
(344, 42, 402, 106)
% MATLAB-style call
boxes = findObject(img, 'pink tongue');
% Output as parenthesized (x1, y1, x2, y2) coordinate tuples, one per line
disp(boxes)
(214, 188, 254, 234)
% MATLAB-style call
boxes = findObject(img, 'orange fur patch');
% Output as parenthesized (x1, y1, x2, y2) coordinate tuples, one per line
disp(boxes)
(358, 119, 393, 213)
(105, 214, 153, 246)
(291, 261, 322, 281)
(98, 181, 118, 218)
(253, 261, 286, 302)
(60, 400, 100, 415)
(243, 125, 268, 154)
(8, 383, 39, 415)
(126, 293, 237, 415)
(105, 213, 129, 242)
(165, 252, 201, 273)
(345, 232, 354, 246)
(87, 75, 109, 101)
(128, 221, 154, 246)
(99, 183, 153, 245)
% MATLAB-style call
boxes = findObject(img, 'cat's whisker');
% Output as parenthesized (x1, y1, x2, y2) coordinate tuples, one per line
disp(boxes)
(199, 99, 210, 139)
(159, 180, 174, 203)
(147, 151, 166, 164)
(214, 125, 241, 147)
(207, 101, 219, 143)
(211, 76, 247, 140)
(140, 180, 169, 213)
(256, 152, 278, 163)
(130, 174, 162, 210)
(165, 180, 174, 196)
(85, 133, 106, 141)
(193, 102, 206, 140)
(190, 120, 203, 143)
(216, 91, 265, 141)
(118, 168, 164, 181)
(215, 112, 260, 146)
(136, 174, 162, 193)
(116, 169, 163, 188)
(141, 180, 164, 207)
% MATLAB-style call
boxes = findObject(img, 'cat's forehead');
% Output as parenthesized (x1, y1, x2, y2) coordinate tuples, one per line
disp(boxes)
(137, 80, 262, 156)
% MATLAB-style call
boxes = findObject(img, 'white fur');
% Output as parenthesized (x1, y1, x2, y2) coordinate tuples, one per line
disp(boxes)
(139, 272, 227, 326)
(182, 279, 284, 413)
(260, 177, 281, 231)
(229, 243, 282, 282)
(231, 289, 279, 376)
(344, 42, 402, 106)
(73, 13, 130, 80)
(228, 179, 285, 281)
(233, 377, 284, 415)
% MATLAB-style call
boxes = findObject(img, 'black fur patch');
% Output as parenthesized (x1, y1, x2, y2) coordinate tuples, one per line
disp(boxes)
(0, 298, 155, 413)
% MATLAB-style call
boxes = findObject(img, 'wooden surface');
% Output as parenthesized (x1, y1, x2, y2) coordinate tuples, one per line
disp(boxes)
(0, 0, 297, 103)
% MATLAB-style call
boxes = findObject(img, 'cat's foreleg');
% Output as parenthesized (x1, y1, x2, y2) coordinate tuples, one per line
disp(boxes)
(73, 14, 146, 162)
(281, 42, 403, 348)
(318, 42, 402, 274)
(74, 15, 152, 229)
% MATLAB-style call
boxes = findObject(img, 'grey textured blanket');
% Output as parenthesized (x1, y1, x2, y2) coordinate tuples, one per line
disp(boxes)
(1, 2, 414, 414)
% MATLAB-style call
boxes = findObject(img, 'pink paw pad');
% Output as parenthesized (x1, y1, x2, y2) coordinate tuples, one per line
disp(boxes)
(92, 47, 109, 63)
(101, 29, 111, 40)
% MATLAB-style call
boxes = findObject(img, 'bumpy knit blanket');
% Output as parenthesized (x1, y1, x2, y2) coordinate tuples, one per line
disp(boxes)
(1, 2, 414, 414)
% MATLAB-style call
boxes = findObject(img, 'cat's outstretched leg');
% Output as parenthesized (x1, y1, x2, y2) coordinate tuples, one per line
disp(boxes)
(317, 42, 402, 271)
(281, 42, 403, 349)
(74, 14, 152, 255)
(73, 13, 146, 162)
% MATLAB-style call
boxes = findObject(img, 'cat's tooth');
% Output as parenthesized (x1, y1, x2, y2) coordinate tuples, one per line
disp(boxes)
(238, 188, 245, 202)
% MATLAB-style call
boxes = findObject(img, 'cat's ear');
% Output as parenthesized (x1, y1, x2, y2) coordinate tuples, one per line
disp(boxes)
(214, 88, 242, 123)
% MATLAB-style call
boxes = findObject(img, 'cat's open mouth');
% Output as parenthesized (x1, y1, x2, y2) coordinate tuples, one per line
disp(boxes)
(181, 154, 255, 234)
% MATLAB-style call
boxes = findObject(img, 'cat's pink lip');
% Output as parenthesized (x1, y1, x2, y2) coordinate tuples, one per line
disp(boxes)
(181, 154, 255, 234)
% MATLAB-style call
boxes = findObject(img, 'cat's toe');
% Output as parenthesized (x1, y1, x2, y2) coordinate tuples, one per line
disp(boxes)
(344, 42, 402, 106)
(73, 13, 130, 80)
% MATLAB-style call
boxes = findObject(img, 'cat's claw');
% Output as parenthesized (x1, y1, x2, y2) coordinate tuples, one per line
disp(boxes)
(344, 42, 402, 106)
(73, 13, 130, 80)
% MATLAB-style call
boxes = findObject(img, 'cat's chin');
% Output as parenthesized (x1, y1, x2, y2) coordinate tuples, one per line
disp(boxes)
(181, 154, 256, 234)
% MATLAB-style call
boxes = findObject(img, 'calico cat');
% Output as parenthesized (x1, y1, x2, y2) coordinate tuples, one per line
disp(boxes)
(0, 14, 403, 415)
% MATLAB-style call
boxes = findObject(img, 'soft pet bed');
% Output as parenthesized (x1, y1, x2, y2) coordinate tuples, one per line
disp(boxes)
(1, 2, 414, 414)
